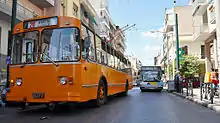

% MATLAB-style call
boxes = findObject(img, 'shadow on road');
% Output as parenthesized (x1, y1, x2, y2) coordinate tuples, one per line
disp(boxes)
(13, 94, 131, 118)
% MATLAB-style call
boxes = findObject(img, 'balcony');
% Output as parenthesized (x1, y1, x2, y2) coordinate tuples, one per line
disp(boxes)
(100, 18, 110, 29)
(193, 23, 210, 41)
(0, 0, 37, 21)
(29, 0, 54, 8)
(192, 0, 209, 16)
(165, 19, 174, 33)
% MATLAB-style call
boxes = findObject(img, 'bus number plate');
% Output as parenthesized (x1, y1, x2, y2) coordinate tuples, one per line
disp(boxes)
(32, 92, 45, 99)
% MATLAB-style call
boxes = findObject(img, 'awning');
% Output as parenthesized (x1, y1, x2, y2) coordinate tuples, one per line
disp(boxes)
(81, 4, 97, 25)
(87, 14, 97, 25)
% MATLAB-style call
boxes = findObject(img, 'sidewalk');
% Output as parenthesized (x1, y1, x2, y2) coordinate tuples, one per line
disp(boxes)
(172, 88, 220, 114)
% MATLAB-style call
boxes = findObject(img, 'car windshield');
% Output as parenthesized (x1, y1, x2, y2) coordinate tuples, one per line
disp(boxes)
(142, 71, 161, 82)
(11, 31, 39, 64)
(41, 28, 80, 62)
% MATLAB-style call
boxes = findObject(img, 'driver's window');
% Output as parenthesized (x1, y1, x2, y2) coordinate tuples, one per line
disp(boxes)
(22, 40, 34, 63)
(81, 25, 95, 61)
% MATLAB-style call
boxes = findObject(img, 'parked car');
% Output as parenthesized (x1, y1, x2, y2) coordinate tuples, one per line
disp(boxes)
(182, 77, 200, 88)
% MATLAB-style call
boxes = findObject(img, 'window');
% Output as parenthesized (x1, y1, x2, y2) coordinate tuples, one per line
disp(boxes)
(203, 10, 208, 24)
(41, 28, 80, 62)
(73, 2, 78, 17)
(182, 46, 188, 55)
(11, 31, 39, 64)
(201, 45, 205, 59)
(81, 25, 96, 61)
(96, 50, 102, 63)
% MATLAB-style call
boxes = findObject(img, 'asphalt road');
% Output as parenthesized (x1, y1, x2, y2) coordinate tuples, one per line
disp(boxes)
(1, 87, 220, 123)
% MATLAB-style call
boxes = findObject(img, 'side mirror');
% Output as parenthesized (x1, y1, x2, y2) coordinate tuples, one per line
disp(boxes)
(162, 70, 165, 74)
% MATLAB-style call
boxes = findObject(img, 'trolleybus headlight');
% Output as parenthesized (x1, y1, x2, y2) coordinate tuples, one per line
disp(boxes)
(16, 79, 22, 86)
(60, 77, 67, 85)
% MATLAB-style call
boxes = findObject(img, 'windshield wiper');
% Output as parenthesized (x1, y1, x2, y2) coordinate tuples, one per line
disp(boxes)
(41, 52, 59, 67)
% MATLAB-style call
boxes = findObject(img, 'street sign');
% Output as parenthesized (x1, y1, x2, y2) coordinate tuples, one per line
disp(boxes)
(179, 48, 184, 55)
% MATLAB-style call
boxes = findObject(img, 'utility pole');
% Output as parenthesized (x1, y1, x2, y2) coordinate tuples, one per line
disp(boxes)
(173, 0, 181, 93)
(7, 0, 17, 87)
(175, 13, 180, 72)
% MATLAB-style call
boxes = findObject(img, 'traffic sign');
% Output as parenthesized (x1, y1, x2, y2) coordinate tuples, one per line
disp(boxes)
(179, 48, 184, 56)
(179, 57, 184, 60)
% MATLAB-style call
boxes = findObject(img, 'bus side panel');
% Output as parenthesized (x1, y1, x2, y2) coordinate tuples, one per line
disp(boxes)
(80, 61, 99, 102)
(128, 74, 133, 90)
(101, 66, 128, 96)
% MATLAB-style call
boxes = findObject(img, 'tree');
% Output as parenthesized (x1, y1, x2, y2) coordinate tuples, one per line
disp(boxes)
(179, 55, 200, 77)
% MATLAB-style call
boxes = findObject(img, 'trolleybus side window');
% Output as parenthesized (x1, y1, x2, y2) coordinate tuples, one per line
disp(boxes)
(11, 31, 39, 64)
(81, 25, 95, 61)
(41, 28, 80, 62)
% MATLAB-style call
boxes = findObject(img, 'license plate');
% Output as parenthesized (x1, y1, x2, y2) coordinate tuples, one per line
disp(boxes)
(150, 82, 157, 85)
(32, 92, 45, 99)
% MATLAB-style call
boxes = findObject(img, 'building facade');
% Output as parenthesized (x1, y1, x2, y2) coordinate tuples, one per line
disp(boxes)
(88, 0, 126, 55)
(190, 0, 216, 73)
(127, 54, 142, 81)
(162, 6, 206, 80)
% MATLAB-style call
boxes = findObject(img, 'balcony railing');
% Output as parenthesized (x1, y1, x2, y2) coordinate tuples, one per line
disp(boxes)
(193, 23, 209, 41)
(0, 0, 37, 19)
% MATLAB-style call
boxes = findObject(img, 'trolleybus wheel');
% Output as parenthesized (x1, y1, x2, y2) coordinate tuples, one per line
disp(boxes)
(118, 81, 129, 96)
(95, 80, 107, 107)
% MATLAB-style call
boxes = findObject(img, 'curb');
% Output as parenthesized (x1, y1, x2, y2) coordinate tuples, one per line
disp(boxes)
(172, 92, 220, 114)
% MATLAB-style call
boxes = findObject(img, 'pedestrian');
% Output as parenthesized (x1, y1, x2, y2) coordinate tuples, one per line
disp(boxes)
(0, 87, 10, 107)
(211, 68, 219, 91)
(174, 71, 181, 92)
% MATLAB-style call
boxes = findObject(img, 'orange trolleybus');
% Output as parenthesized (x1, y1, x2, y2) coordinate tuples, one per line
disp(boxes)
(6, 16, 133, 109)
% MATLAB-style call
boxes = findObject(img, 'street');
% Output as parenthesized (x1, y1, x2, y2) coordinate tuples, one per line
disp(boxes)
(0, 87, 220, 123)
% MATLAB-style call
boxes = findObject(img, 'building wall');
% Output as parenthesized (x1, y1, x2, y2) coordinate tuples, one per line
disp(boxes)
(63, 0, 80, 18)
(0, 20, 10, 55)
(18, 0, 43, 16)
(174, 6, 193, 35)
(180, 41, 204, 57)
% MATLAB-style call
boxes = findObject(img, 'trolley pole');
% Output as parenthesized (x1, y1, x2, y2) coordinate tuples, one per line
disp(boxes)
(6, 0, 17, 87)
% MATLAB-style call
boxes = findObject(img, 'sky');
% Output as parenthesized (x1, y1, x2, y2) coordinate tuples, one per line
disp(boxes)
(109, 0, 189, 65)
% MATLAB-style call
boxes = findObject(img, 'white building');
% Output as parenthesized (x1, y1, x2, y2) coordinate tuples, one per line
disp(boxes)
(88, 0, 126, 54)
(163, 5, 205, 80)
(190, 0, 220, 74)
(127, 54, 142, 81)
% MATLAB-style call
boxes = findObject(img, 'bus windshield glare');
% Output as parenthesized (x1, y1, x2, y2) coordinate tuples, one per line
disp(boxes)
(142, 71, 161, 82)
(41, 28, 80, 62)
(11, 31, 39, 64)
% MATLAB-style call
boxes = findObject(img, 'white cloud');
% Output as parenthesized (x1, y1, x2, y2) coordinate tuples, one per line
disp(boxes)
(135, 44, 162, 65)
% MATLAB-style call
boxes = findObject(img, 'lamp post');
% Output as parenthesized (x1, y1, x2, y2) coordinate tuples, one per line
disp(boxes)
(7, 0, 17, 87)
(173, 0, 181, 93)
